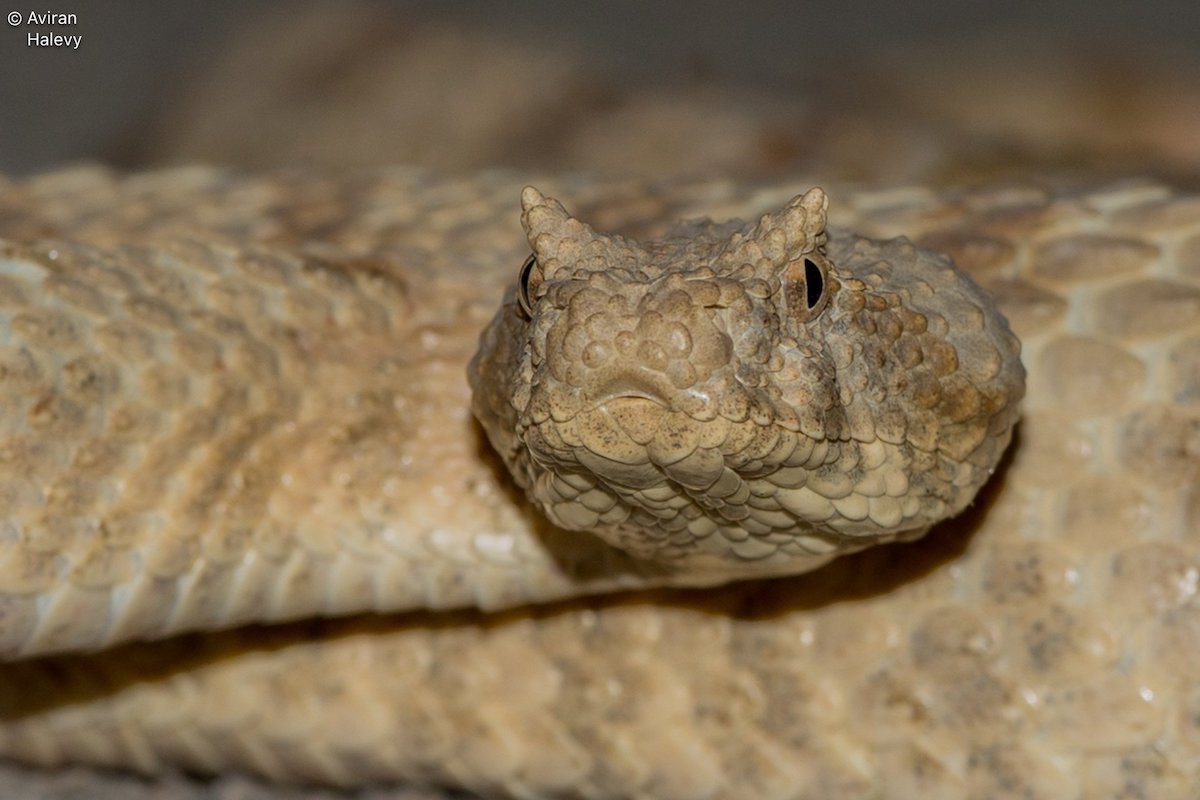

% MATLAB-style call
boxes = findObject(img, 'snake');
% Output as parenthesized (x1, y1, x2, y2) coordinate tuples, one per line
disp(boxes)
(0, 165, 1198, 799)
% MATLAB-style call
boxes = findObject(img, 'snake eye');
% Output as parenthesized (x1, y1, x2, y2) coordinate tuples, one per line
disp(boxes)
(517, 254, 541, 318)
(784, 254, 831, 323)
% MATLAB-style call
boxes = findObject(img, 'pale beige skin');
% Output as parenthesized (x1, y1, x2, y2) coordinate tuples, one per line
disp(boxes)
(1, 167, 1199, 799)
(471, 187, 1023, 577)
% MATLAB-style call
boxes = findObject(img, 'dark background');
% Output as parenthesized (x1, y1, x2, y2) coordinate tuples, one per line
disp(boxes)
(1, 0, 1199, 183)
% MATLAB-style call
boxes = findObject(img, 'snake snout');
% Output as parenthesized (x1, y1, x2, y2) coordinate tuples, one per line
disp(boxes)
(587, 375, 670, 409)
(582, 365, 723, 423)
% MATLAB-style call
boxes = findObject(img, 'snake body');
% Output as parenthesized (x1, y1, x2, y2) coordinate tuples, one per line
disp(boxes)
(1, 166, 1199, 798)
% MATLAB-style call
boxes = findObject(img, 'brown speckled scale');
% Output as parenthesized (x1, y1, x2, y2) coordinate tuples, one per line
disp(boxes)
(0, 167, 1199, 799)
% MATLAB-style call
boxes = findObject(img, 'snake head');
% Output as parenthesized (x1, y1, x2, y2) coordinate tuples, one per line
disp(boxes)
(469, 187, 1024, 578)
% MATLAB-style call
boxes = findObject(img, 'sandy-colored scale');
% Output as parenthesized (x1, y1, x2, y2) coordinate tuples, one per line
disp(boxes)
(0, 168, 1196, 798)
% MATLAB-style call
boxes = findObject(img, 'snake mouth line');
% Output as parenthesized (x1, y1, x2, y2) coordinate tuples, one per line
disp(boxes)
(586, 376, 672, 411)
(593, 392, 667, 411)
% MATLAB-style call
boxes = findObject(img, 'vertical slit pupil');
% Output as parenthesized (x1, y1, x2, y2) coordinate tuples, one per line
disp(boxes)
(804, 258, 823, 309)
(518, 254, 537, 315)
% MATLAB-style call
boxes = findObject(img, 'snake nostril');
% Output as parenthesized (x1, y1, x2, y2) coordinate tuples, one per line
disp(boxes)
(615, 330, 637, 355)
(636, 339, 669, 371)
(664, 322, 692, 357)
(582, 341, 610, 368)
(666, 360, 698, 390)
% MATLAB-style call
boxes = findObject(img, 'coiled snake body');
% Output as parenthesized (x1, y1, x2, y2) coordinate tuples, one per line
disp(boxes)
(0, 166, 1199, 798)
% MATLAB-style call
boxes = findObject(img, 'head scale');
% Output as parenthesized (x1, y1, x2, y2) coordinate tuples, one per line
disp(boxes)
(470, 187, 1024, 579)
